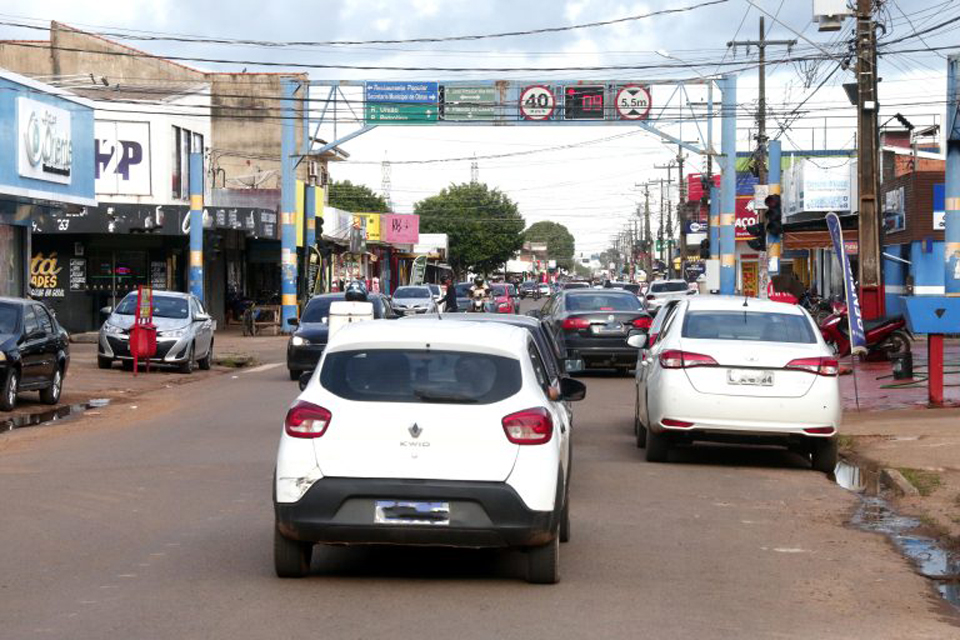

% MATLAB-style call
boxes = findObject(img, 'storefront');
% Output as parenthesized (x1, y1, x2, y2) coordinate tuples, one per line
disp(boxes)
(0, 70, 96, 299)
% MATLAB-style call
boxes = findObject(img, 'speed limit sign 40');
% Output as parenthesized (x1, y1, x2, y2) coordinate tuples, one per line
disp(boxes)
(616, 85, 652, 120)
(519, 85, 555, 121)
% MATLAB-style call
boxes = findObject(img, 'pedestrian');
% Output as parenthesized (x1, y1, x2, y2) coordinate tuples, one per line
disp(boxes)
(441, 276, 458, 313)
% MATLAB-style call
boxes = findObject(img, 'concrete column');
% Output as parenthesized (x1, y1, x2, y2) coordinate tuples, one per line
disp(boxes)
(709, 186, 720, 260)
(767, 139, 782, 275)
(188, 151, 204, 301)
(305, 184, 316, 250)
(281, 79, 298, 331)
(720, 74, 737, 295)
(946, 55, 960, 295)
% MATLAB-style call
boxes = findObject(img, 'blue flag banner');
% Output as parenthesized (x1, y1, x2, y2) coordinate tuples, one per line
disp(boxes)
(825, 212, 867, 354)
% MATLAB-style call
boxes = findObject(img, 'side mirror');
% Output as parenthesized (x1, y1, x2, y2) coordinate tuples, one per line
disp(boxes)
(298, 371, 312, 391)
(195, 313, 211, 322)
(100, 306, 113, 316)
(287, 318, 300, 327)
(627, 332, 648, 349)
(559, 377, 587, 402)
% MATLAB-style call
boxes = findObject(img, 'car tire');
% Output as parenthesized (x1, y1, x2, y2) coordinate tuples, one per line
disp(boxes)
(811, 438, 838, 474)
(274, 527, 312, 578)
(645, 427, 669, 463)
(526, 535, 560, 584)
(198, 341, 213, 370)
(634, 392, 647, 448)
(559, 495, 571, 543)
(39, 366, 63, 405)
(288, 368, 300, 381)
(1, 369, 19, 412)
(179, 345, 195, 374)
(97, 355, 113, 370)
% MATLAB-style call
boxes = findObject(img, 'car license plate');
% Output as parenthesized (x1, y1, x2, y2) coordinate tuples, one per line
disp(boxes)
(374, 500, 450, 526)
(591, 323, 623, 336)
(727, 369, 774, 386)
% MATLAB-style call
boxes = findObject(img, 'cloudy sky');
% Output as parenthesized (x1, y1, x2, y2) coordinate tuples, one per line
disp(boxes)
(1, 0, 955, 258)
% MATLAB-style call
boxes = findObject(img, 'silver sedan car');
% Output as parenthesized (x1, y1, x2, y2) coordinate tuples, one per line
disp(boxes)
(390, 286, 439, 316)
(98, 291, 216, 373)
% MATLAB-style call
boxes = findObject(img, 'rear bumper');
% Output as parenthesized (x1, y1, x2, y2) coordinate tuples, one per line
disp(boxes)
(274, 477, 558, 549)
(565, 336, 639, 367)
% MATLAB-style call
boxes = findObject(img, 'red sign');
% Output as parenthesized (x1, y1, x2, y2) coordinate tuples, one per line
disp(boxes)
(735, 196, 759, 241)
(687, 174, 721, 202)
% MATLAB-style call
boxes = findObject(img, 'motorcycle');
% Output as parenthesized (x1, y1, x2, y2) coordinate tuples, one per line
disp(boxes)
(818, 303, 913, 358)
(798, 291, 835, 326)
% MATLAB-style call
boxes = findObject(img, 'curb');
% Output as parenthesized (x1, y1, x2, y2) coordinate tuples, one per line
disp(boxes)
(880, 468, 921, 497)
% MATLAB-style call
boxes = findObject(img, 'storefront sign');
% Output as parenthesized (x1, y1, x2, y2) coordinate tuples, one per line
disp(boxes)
(30, 251, 65, 298)
(354, 213, 381, 242)
(741, 261, 758, 298)
(32, 205, 279, 239)
(934, 183, 945, 230)
(383, 214, 420, 244)
(150, 261, 167, 291)
(735, 196, 759, 240)
(95, 120, 151, 196)
(18, 97, 73, 185)
(68, 258, 87, 292)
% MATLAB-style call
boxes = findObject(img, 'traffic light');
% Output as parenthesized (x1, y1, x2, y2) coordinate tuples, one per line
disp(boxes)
(699, 238, 710, 259)
(316, 215, 324, 237)
(746, 220, 766, 251)
(764, 194, 782, 236)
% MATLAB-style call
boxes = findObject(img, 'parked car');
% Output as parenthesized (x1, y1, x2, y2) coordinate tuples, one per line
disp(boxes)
(286, 292, 395, 380)
(490, 283, 517, 314)
(534, 289, 652, 375)
(0, 297, 70, 411)
(645, 279, 696, 314)
(98, 291, 214, 374)
(273, 320, 585, 583)
(633, 296, 840, 472)
(390, 286, 439, 316)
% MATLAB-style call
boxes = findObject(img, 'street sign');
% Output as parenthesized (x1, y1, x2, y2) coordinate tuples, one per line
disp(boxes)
(564, 85, 605, 120)
(441, 85, 498, 121)
(519, 85, 556, 121)
(615, 85, 651, 120)
(365, 82, 439, 124)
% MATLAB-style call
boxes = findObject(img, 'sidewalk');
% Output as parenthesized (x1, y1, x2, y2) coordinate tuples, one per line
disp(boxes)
(1, 326, 288, 429)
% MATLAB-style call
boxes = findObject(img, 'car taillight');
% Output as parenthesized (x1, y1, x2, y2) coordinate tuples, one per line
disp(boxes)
(659, 349, 718, 369)
(803, 426, 836, 435)
(562, 317, 590, 330)
(502, 407, 553, 444)
(646, 294, 656, 300)
(632, 316, 653, 329)
(785, 357, 839, 376)
(284, 401, 331, 438)
(662, 418, 695, 428)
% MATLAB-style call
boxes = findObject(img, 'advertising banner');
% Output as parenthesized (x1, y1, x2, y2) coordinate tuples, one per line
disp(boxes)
(826, 212, 867, 355)
(95, 120, 151, 195)
(934, 183, 946, 230)
(18, 96, 73, 185)
(383, 214, 420, 244)
(735, 195, 759, 240)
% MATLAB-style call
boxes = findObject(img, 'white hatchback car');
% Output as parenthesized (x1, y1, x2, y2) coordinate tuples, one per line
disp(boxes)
(273, 319, 585, 583)
(632, 296, 841, 472)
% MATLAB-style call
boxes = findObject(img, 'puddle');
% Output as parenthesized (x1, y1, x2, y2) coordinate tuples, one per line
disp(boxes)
(0, 399, 112, 433)
(835, 460, 960, 610)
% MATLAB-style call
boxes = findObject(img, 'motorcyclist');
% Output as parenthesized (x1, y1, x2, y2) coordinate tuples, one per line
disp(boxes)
(468, 276, 491, 312)
(344, 279, 368, 302)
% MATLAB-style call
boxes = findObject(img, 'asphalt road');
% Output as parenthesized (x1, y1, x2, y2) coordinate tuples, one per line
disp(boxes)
(1, 300, 958, 639)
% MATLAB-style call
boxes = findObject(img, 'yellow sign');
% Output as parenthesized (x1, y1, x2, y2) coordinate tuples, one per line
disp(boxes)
(30, 252, 63, 292)
(741, 261, 759, 298)
(354, 213, 381, 242)
(295, 181, 325, 247)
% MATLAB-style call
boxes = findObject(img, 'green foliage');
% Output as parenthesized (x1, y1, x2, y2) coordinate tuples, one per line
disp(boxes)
(524, 220, 575, 270)
(328, 180, 389, 213)
(898, 468, 942, 497)
(416, 183, 525, 275)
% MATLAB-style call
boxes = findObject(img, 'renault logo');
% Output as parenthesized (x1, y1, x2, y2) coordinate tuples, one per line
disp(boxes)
(409, 423, 422, 438)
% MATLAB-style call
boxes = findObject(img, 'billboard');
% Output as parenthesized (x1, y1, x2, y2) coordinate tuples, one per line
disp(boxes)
(95, 120, 152, 196)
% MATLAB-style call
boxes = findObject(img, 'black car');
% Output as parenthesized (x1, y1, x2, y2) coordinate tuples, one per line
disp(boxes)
(0, 297, 70, 411)
(519, 281, 540, 299)
(286, 293, 395, 380)
(533, 289, 652, 375)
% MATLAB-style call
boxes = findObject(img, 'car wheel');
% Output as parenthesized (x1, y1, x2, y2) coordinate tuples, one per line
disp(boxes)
(198, 340, 213, 370)
(40, 366, 63, 405)
(288, 368, 300, 381)
(178, 344, 196, 374)
(274, 526, 312, 578)
(811, 438, 838, 474)
(1, 369, 19, 412)
(97, 355, 113, 370)
(559, 495, 571, 543)
(645, 427, 669, 463)
(526, 535, 560, 584)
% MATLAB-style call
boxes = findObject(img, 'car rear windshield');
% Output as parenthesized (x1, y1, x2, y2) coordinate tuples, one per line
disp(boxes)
(394, 287, 430, 299)
(682, 311, 817, 343)
(651, 282, 688, 293)
(455, 283, 472, 296)
(320, 349, 521, 404)
(563, 282, 589, 289)
(115, 295, 189, 319)
(302, 296, 383, 322)
(491, 284, 508, 296)
(0, 303, 20, 334)
(565, 293, 643, 312)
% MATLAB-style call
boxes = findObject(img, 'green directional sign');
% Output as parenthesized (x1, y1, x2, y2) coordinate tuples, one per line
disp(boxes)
(441, 86, 498, 121)
(365, 103, 438, 124)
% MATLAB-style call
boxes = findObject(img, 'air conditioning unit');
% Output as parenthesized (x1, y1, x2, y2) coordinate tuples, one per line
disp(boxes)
(813, 0, 852, 32)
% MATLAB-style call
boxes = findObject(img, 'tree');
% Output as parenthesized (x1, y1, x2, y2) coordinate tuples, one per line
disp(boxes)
(524, 221, 575, 270)
(416, 183, 525, 276)
(327, 180, 389, 212)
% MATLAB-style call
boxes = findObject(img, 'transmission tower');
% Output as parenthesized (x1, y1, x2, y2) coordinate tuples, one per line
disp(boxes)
(381, 155, 394, 211)
(470, 155, 479, 184)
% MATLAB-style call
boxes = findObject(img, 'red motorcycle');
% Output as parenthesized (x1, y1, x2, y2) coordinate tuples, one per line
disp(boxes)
(818, 302, 912, 358)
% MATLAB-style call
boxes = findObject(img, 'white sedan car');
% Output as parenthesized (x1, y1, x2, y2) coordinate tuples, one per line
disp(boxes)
(273, 319, 585, 583)
(632, 296, 841, 472)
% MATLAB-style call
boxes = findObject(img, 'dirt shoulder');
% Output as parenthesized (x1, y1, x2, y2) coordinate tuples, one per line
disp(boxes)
(842, 407, 960, 547)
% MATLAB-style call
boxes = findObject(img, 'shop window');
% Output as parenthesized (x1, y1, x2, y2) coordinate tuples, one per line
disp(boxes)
(172, 127, 205, 200)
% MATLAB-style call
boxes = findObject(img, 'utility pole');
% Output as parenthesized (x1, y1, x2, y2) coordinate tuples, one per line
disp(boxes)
(856, 0, 883, 319)
(677, 147, 687, 279)
(655, 162, 677, 276)
(643, 184, 653, 276)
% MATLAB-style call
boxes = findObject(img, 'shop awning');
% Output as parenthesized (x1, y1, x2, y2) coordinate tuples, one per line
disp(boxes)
(784, 230, 859, 253)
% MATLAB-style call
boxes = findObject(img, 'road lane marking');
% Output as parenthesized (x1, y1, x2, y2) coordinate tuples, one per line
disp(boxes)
(244, 363, 283, 374)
